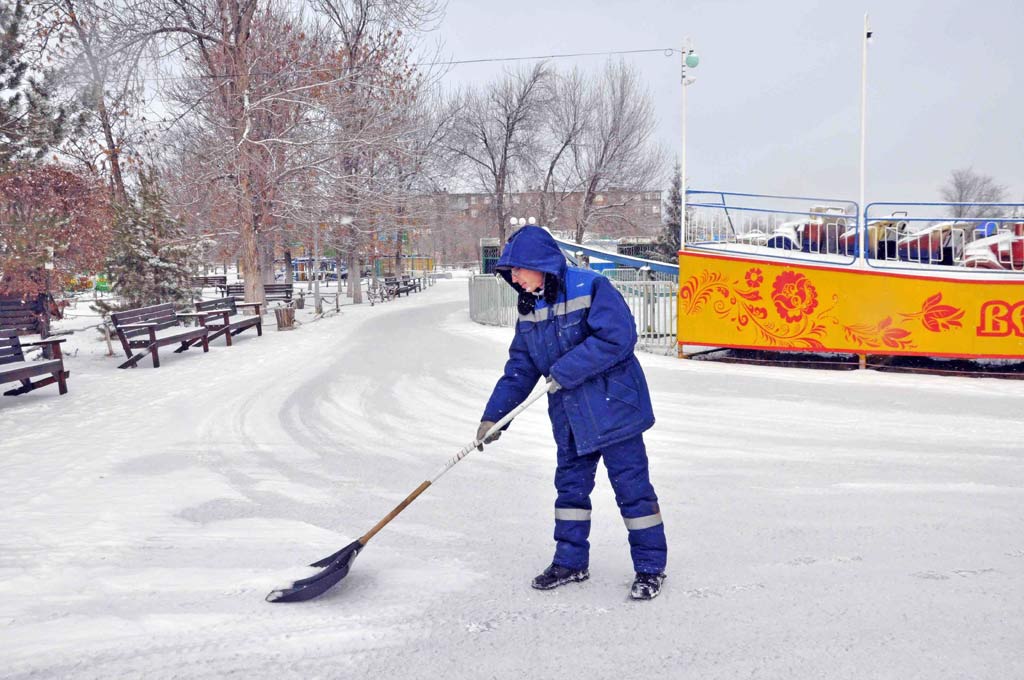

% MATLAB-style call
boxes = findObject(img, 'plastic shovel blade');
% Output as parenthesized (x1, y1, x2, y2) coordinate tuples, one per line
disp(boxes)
(266, 540, 364, 603)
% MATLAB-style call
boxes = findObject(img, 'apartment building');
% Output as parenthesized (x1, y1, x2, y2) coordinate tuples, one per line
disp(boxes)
(395, 188, 666, 264)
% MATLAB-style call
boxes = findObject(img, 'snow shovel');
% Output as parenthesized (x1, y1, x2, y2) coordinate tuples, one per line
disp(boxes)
(266, 382, 555, 603)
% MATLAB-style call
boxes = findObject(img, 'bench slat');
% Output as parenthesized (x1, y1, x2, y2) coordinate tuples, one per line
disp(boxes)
(0, 350, 25, 365)
(112, 303, 180, 338)
(111, 302, 177, 322)
(225, 284, 293, 302)
(196, 297, 240, 315)
(0, 294, 53, 337)
(0, 359, 62, 380)
(0, 334, 26, 365)
(124, 326, 206, 345)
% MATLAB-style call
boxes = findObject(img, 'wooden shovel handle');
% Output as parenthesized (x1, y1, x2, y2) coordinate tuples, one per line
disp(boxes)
(359, 480, 432, 544)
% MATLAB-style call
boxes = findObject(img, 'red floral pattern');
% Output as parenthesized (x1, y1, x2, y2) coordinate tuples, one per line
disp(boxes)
(680, 268, 835, 349)
(770, 271, 819, 322)
(843, 317, 915, 350)
(900, 292, 965, 332)
(681, 266, 965, 354)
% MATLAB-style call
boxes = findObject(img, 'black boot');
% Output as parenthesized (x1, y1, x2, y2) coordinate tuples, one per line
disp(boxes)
(629, 572, 666, 600)
(531, 563, 589, 590)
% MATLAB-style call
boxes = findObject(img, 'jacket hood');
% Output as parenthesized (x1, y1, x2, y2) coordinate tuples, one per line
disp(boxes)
(495, 226, 567, 296)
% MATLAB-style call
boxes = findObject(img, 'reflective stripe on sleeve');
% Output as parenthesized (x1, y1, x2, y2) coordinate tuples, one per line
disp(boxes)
(554, 508, 592, 521)
(623, 513, 663, 531)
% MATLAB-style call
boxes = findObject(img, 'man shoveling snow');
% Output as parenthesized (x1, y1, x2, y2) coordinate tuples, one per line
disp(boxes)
(478, 225, 668, 600)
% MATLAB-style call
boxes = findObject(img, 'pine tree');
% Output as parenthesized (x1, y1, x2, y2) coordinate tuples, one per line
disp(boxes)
(94, 169, 205, 314)
(654, 163, 683, 262)
(0, 0, 73, 168)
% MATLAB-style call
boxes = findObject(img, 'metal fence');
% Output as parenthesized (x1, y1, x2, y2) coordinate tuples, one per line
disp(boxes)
(863, 202, 1024, 273)
(468, 275, 518, 326)
(614, 280, 678, 355)
(468, 274, 677, 355)
(686, 189, 859, 266)
(601, 268, 678, 284)
(685, 190, 1024, 275)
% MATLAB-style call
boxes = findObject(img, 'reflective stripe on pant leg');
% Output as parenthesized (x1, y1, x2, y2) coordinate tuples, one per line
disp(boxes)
(553, 435, 599, 571)
(555, 508, 592, 521)
(623, 512, 662, 530)
(601, 434, 667, 574)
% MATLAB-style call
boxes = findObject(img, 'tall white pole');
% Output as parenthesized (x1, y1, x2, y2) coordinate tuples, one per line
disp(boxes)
(680, 41, 689, 253)
(858, 14, 870, 268)
(680, 60, 688, 252)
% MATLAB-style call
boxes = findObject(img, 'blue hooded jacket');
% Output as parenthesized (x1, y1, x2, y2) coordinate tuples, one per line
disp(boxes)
(482, 226, 655, 454)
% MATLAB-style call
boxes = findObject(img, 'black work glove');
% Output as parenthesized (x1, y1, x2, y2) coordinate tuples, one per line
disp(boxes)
(476, 421, 501, 451)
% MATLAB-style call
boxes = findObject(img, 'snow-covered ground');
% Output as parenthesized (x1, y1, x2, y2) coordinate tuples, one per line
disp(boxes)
(2, 278, 1022, 679)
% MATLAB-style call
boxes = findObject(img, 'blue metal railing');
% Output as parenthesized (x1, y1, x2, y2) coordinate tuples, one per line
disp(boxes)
(685, 189, 859, 266)
(863, 201, 1024, 274)
(683, 191, 1024, 275)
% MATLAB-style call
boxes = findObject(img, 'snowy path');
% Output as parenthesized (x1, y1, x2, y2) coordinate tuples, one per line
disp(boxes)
(2, 279, 1023, 679)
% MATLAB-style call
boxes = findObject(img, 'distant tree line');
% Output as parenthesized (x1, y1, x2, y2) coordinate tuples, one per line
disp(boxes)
(4, 0, 1016, 308)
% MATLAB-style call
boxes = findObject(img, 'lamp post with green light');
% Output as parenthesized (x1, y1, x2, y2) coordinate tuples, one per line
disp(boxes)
(680, 41, 700, 251)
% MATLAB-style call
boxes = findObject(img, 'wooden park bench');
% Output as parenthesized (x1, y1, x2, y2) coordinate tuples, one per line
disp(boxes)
(191, 275, 228, 296)
(190, 297, 263, 346)
(397, 276, 417, 294)
(0, 333, 69, 397)
(0, 293, 58, 338)
(385, 276, 420, 298)
(225, 283, 294, 304)
(110, 303, 209, 369)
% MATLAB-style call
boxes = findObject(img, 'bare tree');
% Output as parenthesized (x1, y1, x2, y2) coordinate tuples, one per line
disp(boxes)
(570, 60, 664, 243)
(133, 0, 266, 302)
(146, 0, 366, 304)
(940, 167, 1007, 219)
(307, 0, 444, 301)
(531, 67, 588, 230)
(450, 62, 550, 243)
(37, 0, 147, 204)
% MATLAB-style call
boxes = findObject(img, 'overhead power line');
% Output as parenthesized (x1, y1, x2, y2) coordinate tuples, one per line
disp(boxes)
(420, 47, 679, 67)
(65, 46, 680, 85)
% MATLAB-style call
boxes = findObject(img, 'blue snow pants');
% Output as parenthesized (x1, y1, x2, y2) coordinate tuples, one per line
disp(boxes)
(552, 433, 667, 574)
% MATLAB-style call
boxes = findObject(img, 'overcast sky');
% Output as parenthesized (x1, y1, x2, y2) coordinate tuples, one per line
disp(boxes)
(435, 0, 1024, 205)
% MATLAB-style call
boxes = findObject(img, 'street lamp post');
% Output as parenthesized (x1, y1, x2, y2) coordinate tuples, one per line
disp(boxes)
(680, 40, 700, 252)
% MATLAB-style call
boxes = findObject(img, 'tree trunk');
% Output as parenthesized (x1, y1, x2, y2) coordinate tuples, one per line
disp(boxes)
(226, 4, 263, 306)
(344, 249, 353, 297)
(261, 240, 275, 284)
(96, 96, 127, 205)
(65, 5, 126, 205)
(576, 179, 599, 243)
(283, 248, 293, 284)
(239, 174, 265, 304)
(394, 234, 402, 275)
(496, 168, 507, 243)
(347, 251, 362, 304)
